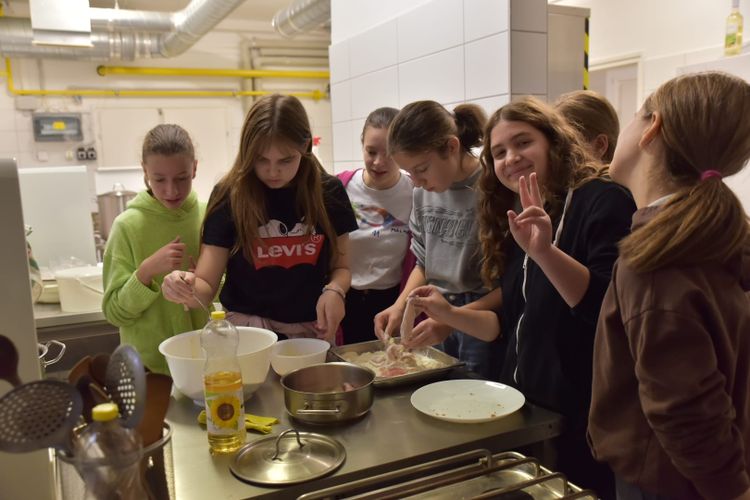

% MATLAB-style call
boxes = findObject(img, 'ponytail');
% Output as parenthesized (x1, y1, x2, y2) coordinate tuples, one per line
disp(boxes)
(388, 100, 486, 156)
(618, 72, 750, 273)
(453, 104, 486, 152)
(620, 180, 749, 272)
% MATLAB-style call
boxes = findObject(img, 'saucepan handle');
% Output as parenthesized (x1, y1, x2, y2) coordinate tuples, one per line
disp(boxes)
(42, 340, 66, 367)
(296, 404, 341, 416)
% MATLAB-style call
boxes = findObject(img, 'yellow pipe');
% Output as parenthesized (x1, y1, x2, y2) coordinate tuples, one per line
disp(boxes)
(2, 59, 327, 100)
(97, 65, 330, 80)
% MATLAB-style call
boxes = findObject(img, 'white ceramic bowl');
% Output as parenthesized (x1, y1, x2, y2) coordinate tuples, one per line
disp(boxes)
(158, 327, 277, 403)
(270, 338, 330, 376)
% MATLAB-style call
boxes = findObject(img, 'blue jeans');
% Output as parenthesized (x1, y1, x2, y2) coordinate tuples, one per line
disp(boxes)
(437, 291, 503, 380)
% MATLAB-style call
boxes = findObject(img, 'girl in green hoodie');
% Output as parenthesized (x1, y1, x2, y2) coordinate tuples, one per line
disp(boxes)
(102, 124, 208, 374)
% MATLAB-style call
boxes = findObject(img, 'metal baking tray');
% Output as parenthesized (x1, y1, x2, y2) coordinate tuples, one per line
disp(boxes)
(298, 450, 597, 500)
(329, 340, 465, 387)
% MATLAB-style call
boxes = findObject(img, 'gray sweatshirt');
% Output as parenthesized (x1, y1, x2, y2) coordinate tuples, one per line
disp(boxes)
(410, 167, 485, 295)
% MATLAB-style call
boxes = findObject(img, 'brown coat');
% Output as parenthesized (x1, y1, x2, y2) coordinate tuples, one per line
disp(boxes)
(589, 207, 750, 500)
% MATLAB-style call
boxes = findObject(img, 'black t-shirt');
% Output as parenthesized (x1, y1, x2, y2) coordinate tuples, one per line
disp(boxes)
(203, 175, 357, 323)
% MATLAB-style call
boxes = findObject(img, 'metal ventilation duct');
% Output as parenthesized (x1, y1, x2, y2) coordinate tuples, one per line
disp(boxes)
(272, 0, 330, 38)
(0, 0, 246, 60)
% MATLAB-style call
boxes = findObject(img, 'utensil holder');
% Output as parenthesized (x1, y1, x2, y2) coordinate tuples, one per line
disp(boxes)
(55, 423, 174, 500)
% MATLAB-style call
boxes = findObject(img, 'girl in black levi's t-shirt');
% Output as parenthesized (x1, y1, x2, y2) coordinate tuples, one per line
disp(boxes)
(162, 95, 357, 342)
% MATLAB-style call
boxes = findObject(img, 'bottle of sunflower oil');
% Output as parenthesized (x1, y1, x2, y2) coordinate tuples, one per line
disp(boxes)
(201, 310, 246, 454)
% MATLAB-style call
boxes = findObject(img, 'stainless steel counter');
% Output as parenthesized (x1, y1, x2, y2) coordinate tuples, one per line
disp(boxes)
(167, 371, 564, 500)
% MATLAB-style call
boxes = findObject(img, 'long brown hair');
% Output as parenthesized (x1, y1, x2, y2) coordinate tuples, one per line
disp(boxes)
(619, 72, 750, 273)
(554, 90, 619, 163)
(478, 97, 605, 285)
(205, 94, 339, 266)
(387, 101, 486, 157)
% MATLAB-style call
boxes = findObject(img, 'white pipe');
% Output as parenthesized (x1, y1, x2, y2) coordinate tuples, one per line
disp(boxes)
(0, 0, 246, 60)
(89, 8, 174, 32)
(272, 0, 330, 38)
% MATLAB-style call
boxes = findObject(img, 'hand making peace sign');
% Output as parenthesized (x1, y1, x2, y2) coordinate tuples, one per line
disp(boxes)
(507, 172, 554, 261)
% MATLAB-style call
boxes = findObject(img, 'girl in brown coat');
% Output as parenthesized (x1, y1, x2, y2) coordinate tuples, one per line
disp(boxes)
(589, 72, 750, 500)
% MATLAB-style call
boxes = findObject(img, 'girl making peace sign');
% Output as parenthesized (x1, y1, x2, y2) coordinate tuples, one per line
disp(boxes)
(411, 97, 635, 496)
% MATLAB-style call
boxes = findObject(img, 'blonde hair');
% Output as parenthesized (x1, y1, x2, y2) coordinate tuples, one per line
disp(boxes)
(478, 97, 605, 285)
(619, 72, 750, 272)
(205, 94, 339, 266)
(555, 90, 619, 163)
(141, 124, 195, 189)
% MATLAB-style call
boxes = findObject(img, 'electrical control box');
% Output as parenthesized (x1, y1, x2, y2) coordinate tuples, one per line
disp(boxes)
(32, 113, 83, 142)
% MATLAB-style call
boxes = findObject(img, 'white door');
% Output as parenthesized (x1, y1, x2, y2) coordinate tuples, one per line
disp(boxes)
(589, 62, 639, 130)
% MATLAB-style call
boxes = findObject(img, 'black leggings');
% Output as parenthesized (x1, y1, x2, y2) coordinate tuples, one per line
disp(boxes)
(340, 286, 401, 345)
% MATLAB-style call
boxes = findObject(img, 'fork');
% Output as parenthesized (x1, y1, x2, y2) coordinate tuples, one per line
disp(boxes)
(179, 273, 211, 315)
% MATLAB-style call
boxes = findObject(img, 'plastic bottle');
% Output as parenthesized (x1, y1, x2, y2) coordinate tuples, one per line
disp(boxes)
(201, 310, 246, 454)
(725, 0, 744, 56)
(73, 402, 149, 500)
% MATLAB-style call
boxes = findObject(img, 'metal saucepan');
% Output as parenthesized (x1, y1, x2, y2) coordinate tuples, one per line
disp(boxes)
(280, 362, 375, 424)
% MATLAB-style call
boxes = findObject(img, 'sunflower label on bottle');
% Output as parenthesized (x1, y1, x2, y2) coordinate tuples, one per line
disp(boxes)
(201, 311, 246, 454)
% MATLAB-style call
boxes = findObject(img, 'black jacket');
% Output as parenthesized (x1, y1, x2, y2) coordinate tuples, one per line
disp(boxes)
(498, 178, 636, 425)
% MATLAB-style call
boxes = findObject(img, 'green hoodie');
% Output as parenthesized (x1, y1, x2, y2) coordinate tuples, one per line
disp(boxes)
(102, 190, 208, 374)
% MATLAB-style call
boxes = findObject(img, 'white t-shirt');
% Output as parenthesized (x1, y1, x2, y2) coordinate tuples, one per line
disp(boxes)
(345, 170, 413, 290)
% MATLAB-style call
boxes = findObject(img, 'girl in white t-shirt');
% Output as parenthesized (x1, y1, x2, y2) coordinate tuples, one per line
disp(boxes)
(338, 107, 414, 344)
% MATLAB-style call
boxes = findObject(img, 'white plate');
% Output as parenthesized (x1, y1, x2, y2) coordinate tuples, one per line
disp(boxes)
(410, 379, 525, 423)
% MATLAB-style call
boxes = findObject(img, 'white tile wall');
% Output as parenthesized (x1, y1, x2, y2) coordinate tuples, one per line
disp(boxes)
(329, 42, 351, 84)
(17, 132, 34, 154)
(511, 31, 548, 95)
(349, 20, 399, 76)
(398, 0, 463, 62)
(333, 121, 354, 162)
(399, 46, 464, 106)
(330, 81, 352, 123)
(0, 131, 18, 154)
(467, 94, 511, 117)
(465, 32, 510, 100)
(464, 0, 509, 42)
(350, 66, 400, 119)
(510, 0, 547, 32)
(350, 118, 366, 162)
(329, 0, 552, 165)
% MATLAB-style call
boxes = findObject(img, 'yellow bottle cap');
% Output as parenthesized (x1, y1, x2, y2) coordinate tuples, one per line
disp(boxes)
(91, 402, 119, 422)
(210, 311, 225, 321)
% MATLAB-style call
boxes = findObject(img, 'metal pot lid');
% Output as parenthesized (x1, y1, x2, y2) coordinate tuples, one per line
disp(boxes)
(230, 429, 345, 486)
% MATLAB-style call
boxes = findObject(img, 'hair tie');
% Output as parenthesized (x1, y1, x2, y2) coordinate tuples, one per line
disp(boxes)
(700, 170, 722, 181)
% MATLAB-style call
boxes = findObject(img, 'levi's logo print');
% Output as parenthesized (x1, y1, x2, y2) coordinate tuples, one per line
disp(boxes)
(352, 202, 409, 237)
(252, 219, 325, 269)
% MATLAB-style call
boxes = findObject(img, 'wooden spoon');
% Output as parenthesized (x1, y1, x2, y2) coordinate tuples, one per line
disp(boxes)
(75, 374, 97, 423)
(136, 373, 173, 447)
(90, 352, 110, 387)
(67, 355, 92, 386)
(0, 335, 22, 387)
(88, 381, 110, 405)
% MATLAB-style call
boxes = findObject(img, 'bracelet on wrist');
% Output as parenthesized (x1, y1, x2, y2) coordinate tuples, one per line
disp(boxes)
(322, 285, 345, 300)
